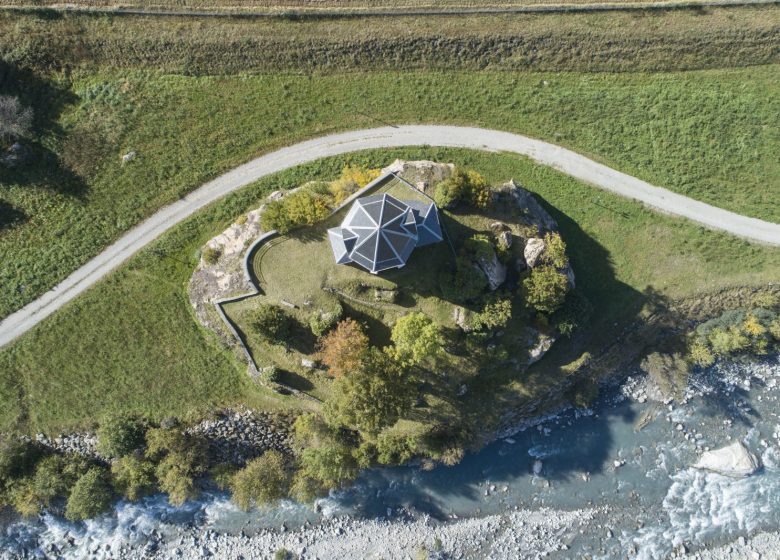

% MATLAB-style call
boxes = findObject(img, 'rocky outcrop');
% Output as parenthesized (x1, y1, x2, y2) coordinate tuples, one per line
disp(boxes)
(31, 432, 104, 462)
(694, 441, 761, 477)
(501, 179, 558, 235)
(382, 159, 454, 196)
(476, 247, 507, 291)
(527, 329, 556, 365)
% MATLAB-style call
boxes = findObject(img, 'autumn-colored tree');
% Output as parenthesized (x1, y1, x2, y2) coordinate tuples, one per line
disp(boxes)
(316, 318, 369, 378)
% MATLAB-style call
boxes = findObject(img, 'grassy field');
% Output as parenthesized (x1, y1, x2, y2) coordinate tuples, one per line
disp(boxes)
(1, 147, 779, 436)
(2, 64, 779, 320)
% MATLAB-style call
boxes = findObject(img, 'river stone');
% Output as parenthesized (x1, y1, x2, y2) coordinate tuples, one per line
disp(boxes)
(694, 441, 761, 477)
(524, 238, 546, 269)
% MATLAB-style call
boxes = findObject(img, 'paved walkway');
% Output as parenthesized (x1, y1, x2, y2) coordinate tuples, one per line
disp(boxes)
(1, 125, 778, 348)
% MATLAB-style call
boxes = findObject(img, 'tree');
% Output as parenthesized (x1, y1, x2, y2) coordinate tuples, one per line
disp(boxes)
(523, 265, 569, 314)
(145, 428, 207, 506)
(230, 450, 290, 510)
(0, 95, 33, 144)
(0, 438, 44, 488)
(295, 443, 358, 494)
(111, 454, 156, 501)
(326, 348, 415, 434)
(316, 318, 369, 378)
(96, 413, 147, 458)
(391, 312, 442, 365)
(65, 467, 113, 521)
(28, 454, 89, 511)
(249, 304, 291, 344)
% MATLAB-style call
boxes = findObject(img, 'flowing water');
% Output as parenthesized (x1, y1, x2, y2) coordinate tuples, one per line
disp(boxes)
(3, 356, 780, 559)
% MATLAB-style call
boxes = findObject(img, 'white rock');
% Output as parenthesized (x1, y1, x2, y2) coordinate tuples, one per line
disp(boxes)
(524, 238, 546, 268)
(694, 441, 761, 477)
(532, 460, 543, 475)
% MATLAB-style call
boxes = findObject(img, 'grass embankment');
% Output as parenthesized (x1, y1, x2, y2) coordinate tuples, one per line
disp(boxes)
(3, 7, 777, 74)
(1, 148, 779, 435)
(0, 0, 728, 11)
(2, 63, 779, 318)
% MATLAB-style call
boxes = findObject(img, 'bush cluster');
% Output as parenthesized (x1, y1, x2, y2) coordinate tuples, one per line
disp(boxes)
(249, 303, 292, 344)
(261, 189, 331, 234)
(523, 265, 569, 314)
(689, 306, 780, 366)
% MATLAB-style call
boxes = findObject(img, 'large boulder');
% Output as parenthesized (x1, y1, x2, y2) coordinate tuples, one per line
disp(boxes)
(524, 238, 546, 269)
(694, 441, 761, 477)
(476, 248, 507, 291)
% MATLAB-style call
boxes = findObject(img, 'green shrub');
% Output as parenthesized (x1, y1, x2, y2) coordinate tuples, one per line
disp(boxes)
(292, 413, 332, 451)
(209, 463, 239, 491)
(65, 467, 113, 521)
(464, 170, 492, 209)
(550, 290, 592, 336)
(249, 304, 291, 344)
(274, 549, 294, 560)
(568, 378, 600, 409)
(96, 413, 147, 458)
(523, 265, 569, 314)
(111, 454, 156, 501)
(230, 450, 290, 510)
(542, 232, 568, 269)
(0, 439, 45, 488)
(463, 234, 495, 262)
(201, 245, 222, 265)
(689, 338, 716, 367)
(439, 257, 488, 303)
(471, 297, 512, 332)
(261, 366, 280, 384)
(309, 302, 343, 337)
(433, 170, 467, 209)
(352, 441, 377, 468)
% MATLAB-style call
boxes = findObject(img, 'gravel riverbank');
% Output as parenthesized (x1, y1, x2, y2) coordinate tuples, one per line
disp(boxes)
(119, 507, 598, 560)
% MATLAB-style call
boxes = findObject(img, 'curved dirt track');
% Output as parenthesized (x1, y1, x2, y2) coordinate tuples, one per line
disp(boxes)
(1, 125, 779, 348)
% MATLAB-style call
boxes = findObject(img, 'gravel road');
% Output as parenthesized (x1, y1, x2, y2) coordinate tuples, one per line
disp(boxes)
(2, 125, 778, 348)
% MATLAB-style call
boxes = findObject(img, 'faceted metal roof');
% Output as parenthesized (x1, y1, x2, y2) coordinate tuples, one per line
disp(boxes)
(328, 193, 442, 274)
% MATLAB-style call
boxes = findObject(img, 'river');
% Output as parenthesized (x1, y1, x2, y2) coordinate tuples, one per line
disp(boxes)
(2, 356, 780, 559)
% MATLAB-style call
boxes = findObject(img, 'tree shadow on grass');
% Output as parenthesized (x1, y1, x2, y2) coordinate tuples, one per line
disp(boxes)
(0, 201, 26, 231)
(276, 369, 315, 392)
(0, 60, 87, 198)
